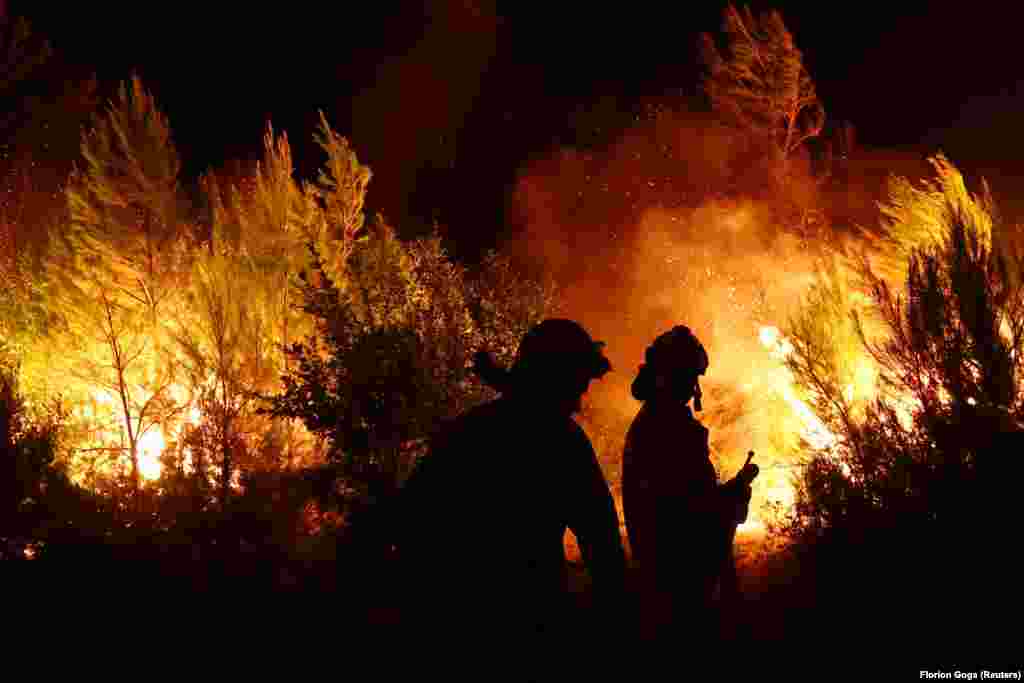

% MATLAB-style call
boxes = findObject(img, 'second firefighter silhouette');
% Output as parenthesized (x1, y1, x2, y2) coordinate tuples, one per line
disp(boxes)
(622, 325, 758, 636)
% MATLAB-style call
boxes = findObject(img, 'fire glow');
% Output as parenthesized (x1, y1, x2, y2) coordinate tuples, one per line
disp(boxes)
(71, 387, 208, 487)
(758, 325, 838, 453)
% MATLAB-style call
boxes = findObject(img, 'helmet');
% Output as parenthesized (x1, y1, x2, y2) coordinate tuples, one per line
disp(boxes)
(512, 319, 612, 381)
(632, 325, 708, 405)
(644, 325, 708, 377)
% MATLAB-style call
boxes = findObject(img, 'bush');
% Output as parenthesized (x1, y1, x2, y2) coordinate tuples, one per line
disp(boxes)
(1, 364, 83, 559)
(264, 222, 553, 538)
(779, 161, 1024, 633)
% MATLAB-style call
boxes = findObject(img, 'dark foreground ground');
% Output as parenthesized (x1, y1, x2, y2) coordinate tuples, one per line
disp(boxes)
(8, 529, 1018, 677)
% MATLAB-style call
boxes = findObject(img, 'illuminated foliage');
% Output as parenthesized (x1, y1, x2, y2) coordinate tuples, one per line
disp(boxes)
(196, 112, 375, 472)
(781, 158, 1024, 550)
(266, 222, 554, 520)
(859, 202, 1024, 421)
(1, 43, 553, 575)
(59, 75, 189, 321)
(46, 76, 189, 491)
(201, 113, 370, 365)
(205, 125, 309, 379)
(867, 153, 998, 286)
(466, 248, 558, 369)
(0, 247, 46, 366)
(61, 285, 182, 490)
(307, 110, 372, 284)
(171, 249, 276, 507)
(784, 256, 873, 444)
(700, 3, 824, 167)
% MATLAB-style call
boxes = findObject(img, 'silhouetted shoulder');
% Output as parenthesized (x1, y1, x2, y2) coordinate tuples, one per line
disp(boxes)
(429, 399, 507, 448)
(564, 417, 598, 458)
(626, 402, 707, 454)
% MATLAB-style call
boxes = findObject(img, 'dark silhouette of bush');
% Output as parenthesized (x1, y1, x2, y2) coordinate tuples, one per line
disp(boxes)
(263, 226, 552, 552)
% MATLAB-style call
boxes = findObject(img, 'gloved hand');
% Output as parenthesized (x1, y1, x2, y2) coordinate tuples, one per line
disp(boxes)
(736, 462, 760, 486)
(726, 477, 753, 526)
(723, 454, 758, 525)
(736, 450, 760, 486)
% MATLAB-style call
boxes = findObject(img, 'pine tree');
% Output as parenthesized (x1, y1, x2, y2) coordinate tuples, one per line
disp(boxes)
(59, 75, 188, 323)
(47, 75, 188, 493)
(864, 153, 998, 287)
(200, 113, 370, 373)
(700, 3, 824, 169)
(307, 110, 371, 283)
(228, 123, 309, 371)
(172, 250, 273, 509)
(201, 119, 333, 469)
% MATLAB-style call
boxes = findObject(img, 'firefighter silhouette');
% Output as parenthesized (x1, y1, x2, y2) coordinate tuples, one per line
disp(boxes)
(398, 319, 627, 641)
(622, 325, 758, 640)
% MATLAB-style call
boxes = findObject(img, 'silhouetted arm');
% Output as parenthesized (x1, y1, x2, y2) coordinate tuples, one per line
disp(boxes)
(565, 427, 627, 597)
(717, 476, 753, 526)
(675, 425, 749, 529)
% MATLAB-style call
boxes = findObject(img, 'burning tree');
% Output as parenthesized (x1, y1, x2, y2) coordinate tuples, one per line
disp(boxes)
(202, 113, 372, 359)
(260, 108, 554, 508)
(779, 156, 1024, 597)
(306, 111, 372, 283)
(206, 123, 311, 362)
(862, 153, 1000, 287)
(171, 249, 275, 509)
(699, 3, 828, 244)
(0, 216, 47, 373)
(60, 75, 188, 322)
(44, 76, 192, 492)
(780, 256, 876, 454)
(198, 120, 325, 474)
(700, 3, 825, 172)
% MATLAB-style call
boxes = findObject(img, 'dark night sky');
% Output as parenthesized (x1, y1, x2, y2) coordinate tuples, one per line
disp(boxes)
(10, 0, 1024, 260)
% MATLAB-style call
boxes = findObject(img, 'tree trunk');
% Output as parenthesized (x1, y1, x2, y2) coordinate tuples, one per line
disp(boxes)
(220, 432, 231, 513)
(130, 443, 140, 493)
(115, 358, 139, 493)
(117, 384, 139, 493)
(102, 293, 140, 494)
(193, 439, 205, 510)
(281, 271, 290, 371)
(220, 377, 232, 512)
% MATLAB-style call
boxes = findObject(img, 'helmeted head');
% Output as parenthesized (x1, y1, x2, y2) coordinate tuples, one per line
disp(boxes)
(505, 318, 612, 416)
(631, 325, 709, 409)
